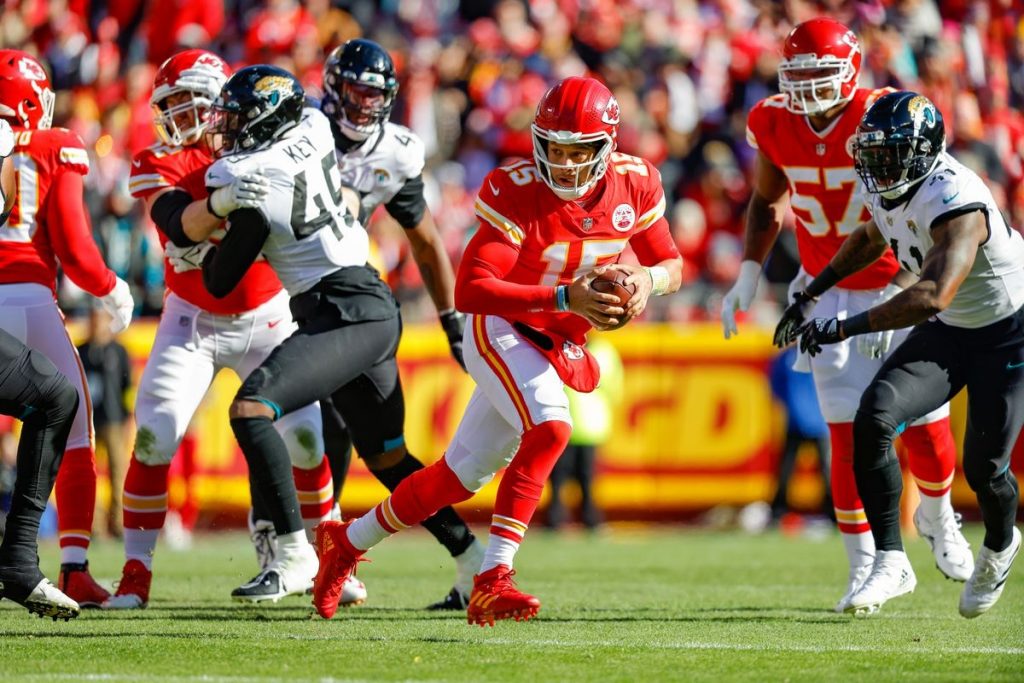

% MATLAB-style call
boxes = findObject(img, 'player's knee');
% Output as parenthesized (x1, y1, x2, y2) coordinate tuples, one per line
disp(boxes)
(962, 453, 1007, 493)
(133, 423, 177, 466)
(47, 373, 79, 423)
(445, 437, 521, 493)
(280, 420, 324, 470)
(529, 419, 572, 448)
(230, 398, 276, 420)
(852, 409, 899, 469)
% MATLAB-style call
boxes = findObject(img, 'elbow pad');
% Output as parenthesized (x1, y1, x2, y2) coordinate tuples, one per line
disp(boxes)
(151, 190, 199, 247)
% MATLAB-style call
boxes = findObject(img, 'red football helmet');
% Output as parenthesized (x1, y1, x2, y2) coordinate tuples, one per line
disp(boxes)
(0, 50, 54, 130)
(779, 17, 861, 116)
(532, 76, 619, 200)
(151, 49, 230, 146)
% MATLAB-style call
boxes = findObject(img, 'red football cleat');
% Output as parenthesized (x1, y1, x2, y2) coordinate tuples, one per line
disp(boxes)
(102, 559, 152, 609)
(57, 562, 111, 608)
(466, 565, 541, 627)
(312, 520, 366, 619)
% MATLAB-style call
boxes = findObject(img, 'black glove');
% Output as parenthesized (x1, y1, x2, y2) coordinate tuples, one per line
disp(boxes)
(773, 290, 817, 348)
(799, 317, 843, 357)
(440, 309, 467, 372)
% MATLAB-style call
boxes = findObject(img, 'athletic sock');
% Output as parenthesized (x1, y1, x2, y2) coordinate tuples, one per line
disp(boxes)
(55, 446, 96, 565)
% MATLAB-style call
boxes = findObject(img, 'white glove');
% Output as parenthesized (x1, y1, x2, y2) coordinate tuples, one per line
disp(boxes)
(855, 283, 902, 359)
(0, 119, 13, 157)
(208, 172, 270, 218)
(721, 260, 762, 339)
(100, 277, 134, 334)
(164, 241, 213, 273)
(175, 65, 228, 100)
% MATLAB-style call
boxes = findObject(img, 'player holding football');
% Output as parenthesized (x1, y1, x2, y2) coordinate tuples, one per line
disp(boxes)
(103, 50, 338, 609)
(0, 50, 134, 607)
(316, 38, 484, 610)
(795, 92, 1024, 617)
(312, 76, 683, 625)
(0, 117, 81, 621)
(720, 18, 970, 612)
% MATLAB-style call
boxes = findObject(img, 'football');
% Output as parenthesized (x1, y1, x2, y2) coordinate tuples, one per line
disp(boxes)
(590, 269, 636, 307)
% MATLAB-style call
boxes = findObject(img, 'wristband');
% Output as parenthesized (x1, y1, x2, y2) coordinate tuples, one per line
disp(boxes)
(645, 266, 670, 296)
(841, 311, 872, 338)
(555, 285, 569, 312)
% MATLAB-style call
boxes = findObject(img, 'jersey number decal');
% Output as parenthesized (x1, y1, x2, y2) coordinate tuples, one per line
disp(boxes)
(291, 152, 345, 240)
(889, 237, 924, 272)
(782, 166, 865, 237)
(2, 154, 39, 240)
(539, 239, 628, 286)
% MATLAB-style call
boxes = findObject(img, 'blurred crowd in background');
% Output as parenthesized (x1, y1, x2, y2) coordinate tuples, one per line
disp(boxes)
(2, 0, 1023, 325)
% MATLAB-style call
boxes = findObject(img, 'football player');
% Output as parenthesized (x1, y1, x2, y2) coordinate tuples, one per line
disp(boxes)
(0, 49, 134, 607)
(720, 18, 970, 612)
(182, 65, 405, 603)
(794, 92, 1024, 617)
(312, 76, 683, 625)
(0, 118, 80, 621)
(103, 50, 345, 609)
(316, 38, 483, 610)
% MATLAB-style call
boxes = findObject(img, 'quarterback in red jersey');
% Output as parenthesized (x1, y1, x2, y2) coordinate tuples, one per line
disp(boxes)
(0, 49, 134, 607)
(312, 77, 682, 624)
(720, 18, 969, 612)
(103, 50, 336, 609)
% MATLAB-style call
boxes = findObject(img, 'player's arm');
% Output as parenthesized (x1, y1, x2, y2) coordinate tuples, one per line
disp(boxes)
(147, 187, 220, 247)
(46, 170, 117, 297)
(199, 208, 270, 298)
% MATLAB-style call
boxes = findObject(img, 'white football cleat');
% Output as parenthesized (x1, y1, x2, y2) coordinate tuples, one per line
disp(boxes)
(3, 577, 81, 621)
(834, 563, 873, 614)
(340, 575, 367, 606)
(914, 508, 973, 582)
(846, 550, 916, 616)
(959, 526, 1021, 619)
(247, 509, 278, 573)
(232, 542, 317, 604)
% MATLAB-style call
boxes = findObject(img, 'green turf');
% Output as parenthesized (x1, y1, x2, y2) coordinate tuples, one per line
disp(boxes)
(0, 525, 1020, 682)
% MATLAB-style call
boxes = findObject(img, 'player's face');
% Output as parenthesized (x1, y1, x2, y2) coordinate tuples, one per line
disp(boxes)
(341, 82, 387, 126)
(782, 66, 843, 115)
(158, 91, 208, 146)
(546, 141, 598, 188)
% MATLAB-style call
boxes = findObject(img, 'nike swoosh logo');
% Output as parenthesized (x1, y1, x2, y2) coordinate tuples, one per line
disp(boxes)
(488, 180, 499, 196)
(132, 159, 141, 168)
(268, 319, 282, 328)
(1007, 361, 1024, 370)
(942, 192, 960, 204)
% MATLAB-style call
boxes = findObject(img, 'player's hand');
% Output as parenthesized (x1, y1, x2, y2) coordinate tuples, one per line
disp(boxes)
(175, 65, 228, 99)
(208, 172, 270, 218)
(165, 241, 213, 273)
(773, 290, 818, 348)
(568, 266, 626, 331)
(439, 309, 467, 372)
(799, 317, 843, 357)
(721, 260, 761, 339)
(100, 277, 134, 334)
(0, 119, 13, 158)
(609, 263, 654, 322)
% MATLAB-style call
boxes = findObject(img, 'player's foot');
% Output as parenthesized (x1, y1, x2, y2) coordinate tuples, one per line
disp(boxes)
(846, 550, 916, 616)
(248, 510, 277, 572)
(312, 520, 366, 619)
(231, 542, 317, 604)
(329, 503, 342, 522)
(102, 560, 152, 610)
(914, 507, 973, 582)
(959, 527, 1021, 619)
(1, 566, 80, 621)
(833, 563, 872, 613)
(466, 565, 540, 627)
(427, 538, 485, 610)
(58, 562, 110, 608)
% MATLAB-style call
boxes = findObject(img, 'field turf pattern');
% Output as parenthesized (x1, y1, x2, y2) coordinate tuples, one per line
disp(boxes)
(0, 525, 1021, 682)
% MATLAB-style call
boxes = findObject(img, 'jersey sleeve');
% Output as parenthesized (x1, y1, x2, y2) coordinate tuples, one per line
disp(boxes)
(129, 147, 174, 199)
(204, 157, 238, 190)
(473, 168, 527, 247)
(917, 166, 988, 232)
(745, 96, 785, 160)
(48, 128, 89, 176)
(632, 160, 667, 233)
(392, 125, 426, 180)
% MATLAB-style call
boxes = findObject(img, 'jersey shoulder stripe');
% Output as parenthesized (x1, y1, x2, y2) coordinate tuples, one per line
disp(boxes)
(475, 196, 525, 245)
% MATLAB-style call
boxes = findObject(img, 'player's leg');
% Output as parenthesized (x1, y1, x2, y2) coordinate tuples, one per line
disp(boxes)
(330, 357, 484, 610)
(230, 315, 401, 603)
(546, 445, 571, 529)
(320, 397, 351, 514)
(575, 444, 601, 530)
(104, 298, 217, 609)
(0, 328, 80, 620)
(958, 311, 1024, 618)
(847, 321, 965, 615)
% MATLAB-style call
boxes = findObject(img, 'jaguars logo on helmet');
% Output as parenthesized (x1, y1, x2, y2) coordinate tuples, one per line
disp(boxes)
(207, 65, 305, 157)
(321, 39, 398, 142)
(852, 90, 945, 201)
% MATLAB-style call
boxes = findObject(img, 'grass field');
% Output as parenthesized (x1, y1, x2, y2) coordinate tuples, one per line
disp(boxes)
(0, 525, 1021, 682)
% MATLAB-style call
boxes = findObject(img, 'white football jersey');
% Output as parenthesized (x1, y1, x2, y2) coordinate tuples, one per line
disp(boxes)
(335, 121, 425, 218)
(206, 107, 369, 296)
(867, 152, 1024, 328)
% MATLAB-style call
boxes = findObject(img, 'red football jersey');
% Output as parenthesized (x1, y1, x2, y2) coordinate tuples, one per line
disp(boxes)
(472, 153, 671, 342)
(130, 142, 282, 315)
(0, 126, 115, 296)
(746, 87, 899, 290)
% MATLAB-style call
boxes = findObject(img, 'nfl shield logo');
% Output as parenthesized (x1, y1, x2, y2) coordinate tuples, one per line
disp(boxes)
(582, 217, 593, 231)
(816, 144, 826, 156)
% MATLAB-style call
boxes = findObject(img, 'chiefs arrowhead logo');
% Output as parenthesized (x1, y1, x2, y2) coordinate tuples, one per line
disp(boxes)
(194, 53, 226, 71)
(18, 58, 46, 81)
(601, 96, 620, 126)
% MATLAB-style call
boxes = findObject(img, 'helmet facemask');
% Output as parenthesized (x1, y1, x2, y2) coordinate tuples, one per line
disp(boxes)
(153, 90, 214, 146)
(332, 79, 394, 141)
(853, 131, 939, 200)
(531, 128, 613, 200)
(779, 55, 857, 116)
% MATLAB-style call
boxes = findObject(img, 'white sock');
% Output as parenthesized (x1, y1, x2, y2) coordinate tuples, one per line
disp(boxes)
(124, 529, 160, 570)
(454, 538, 485, 593)
(346, 507, 393, 551)
(916, 491, 952, 523)
(276, 530, 308, 555)
(480, 534, 519, 573)
(841, 531, 875, 569)
(60, 546, 88, 566)
(302, 513, 332, 543)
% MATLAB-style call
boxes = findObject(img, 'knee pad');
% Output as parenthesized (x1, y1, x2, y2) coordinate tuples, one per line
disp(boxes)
(446, 434, 522, 493)
(277, 411, 324, 470)
(132, 419, 180, 467)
